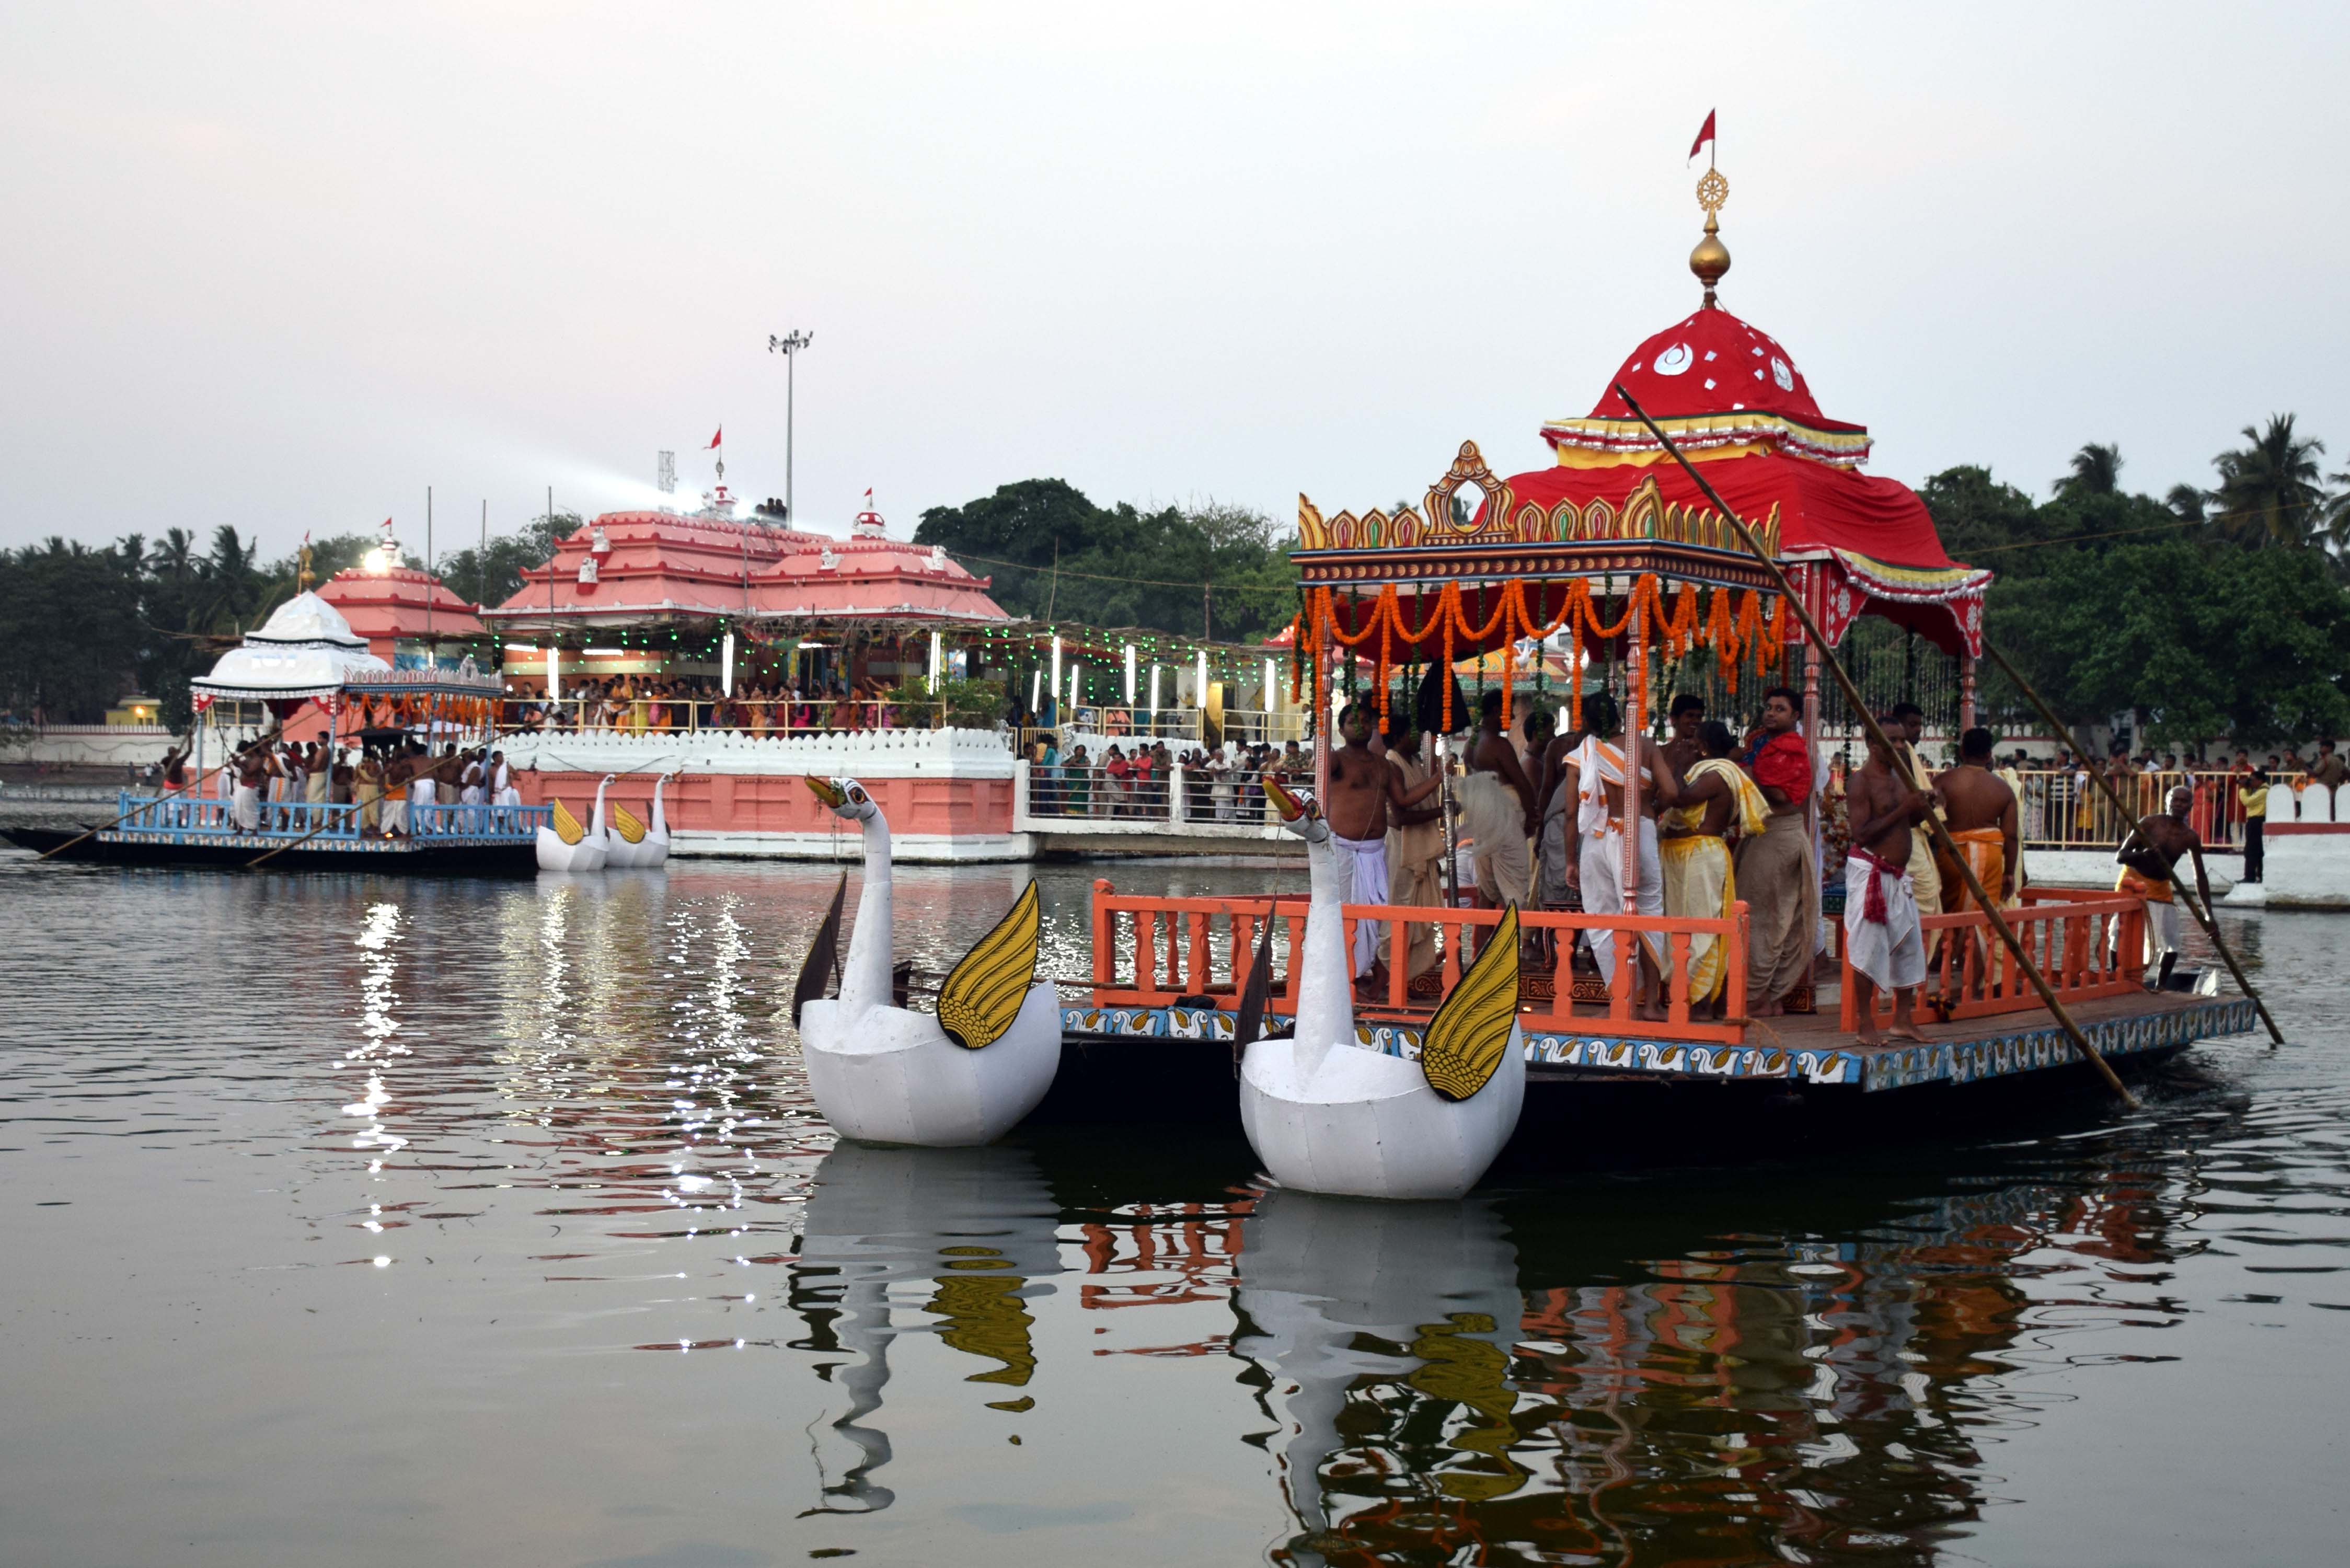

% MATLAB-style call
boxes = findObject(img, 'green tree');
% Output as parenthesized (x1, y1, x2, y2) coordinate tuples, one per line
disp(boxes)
(0, 538, 146, 722)
(1917, 466, 2047, 563)
(915, 482, 1296, 640)
(2211, 413, 2327, 548)
(2053, 442, 2124, 499)
(439, 511, 579, 610)
(2000, 539, 2350, 745)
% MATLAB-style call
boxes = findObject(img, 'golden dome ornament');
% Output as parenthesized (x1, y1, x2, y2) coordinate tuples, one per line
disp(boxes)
(1690, 166, 1731, 308)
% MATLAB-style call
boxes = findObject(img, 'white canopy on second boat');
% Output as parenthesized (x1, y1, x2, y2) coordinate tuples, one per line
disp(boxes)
(191, 592, 391, 700)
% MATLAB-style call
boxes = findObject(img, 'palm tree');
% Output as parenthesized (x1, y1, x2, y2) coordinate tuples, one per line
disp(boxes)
(2165, 484, 2208, 523)
(155, 527, 198, 585)
(2210, 414, 2327, 547)
(2053, 442, 2123, 498)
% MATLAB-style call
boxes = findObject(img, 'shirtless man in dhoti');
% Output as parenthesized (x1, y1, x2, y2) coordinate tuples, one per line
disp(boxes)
(1934, 727, 2018, 997)
(1844, 724, 1937, 1045)
(2116, 785, 2211, 990)
(1324, 701, 1445, 994)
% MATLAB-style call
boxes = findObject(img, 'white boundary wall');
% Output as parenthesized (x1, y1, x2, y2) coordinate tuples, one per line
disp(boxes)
(498, 726, 1031, 862)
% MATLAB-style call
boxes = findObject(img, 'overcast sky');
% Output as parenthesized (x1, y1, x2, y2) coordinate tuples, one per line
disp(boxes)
(4, 2, 2344, 564)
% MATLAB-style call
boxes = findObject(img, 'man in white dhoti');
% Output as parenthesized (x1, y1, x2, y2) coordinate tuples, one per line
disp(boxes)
(233, 745, 270, 833)
(1561, 691, 1682, 1020)
(1323, 702, 1444, 988)
(1844, 728, 1933, 1045)
(1378, 723, 1447, 986)
(1458, 689, 1539, 912)
(408, 747, 437, 834)
(2113, 785, 2210, 988)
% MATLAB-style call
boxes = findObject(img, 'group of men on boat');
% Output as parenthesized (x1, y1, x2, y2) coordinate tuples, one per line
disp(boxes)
(155, 734, 523, 837)
(1303, 678, 2218, 1048)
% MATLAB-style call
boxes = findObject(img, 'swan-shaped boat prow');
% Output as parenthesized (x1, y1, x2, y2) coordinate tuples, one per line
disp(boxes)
(1237, 779, 1527, 1200)
(796, 775, 1061, 1146)
(607, 797, 649, 867)
(536, 775, 613, 872)
(642, 771, 673, 866)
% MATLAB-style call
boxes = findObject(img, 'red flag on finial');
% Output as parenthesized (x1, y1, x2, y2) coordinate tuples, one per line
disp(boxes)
(863, 488, 873, 505)
(1688, 109, 1717, 163)
(706, 426, 723, 449)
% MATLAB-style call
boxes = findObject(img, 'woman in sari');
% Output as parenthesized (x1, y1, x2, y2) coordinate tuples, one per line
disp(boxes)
(1099, 745, 1129, 818)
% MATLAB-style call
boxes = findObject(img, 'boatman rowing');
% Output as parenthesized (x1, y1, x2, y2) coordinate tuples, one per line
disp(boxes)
(1324, 701, 1445, 991)
(2115, 785, 2211, 990)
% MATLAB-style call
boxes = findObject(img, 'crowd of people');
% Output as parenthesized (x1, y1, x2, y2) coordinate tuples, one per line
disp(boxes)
(164, 735, 522, 837)
(1026, 736, 1308, 821)
(1303, 686, 2201, 1048)
(2010, 741, 2348, 867)
(500, 675, 918, 736)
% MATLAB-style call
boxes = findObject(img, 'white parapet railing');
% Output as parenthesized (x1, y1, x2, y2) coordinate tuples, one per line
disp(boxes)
(1012, 759, 1286, 839)
(500, 724, 1017, 779)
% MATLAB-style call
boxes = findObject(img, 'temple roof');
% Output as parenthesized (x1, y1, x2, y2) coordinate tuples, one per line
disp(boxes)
(482, 503, 1010, 629)
(749, 530, 1009, 622)
(318, 564, 488, 643)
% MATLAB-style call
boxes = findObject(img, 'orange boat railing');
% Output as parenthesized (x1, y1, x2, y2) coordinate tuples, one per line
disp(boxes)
(1089, 880, 1752, 1044)
(1839, 888, 2146, 1031)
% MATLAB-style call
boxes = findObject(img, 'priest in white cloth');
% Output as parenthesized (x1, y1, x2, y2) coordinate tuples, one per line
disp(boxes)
(232, 744, 270, 833)
(1456, 689, 1540, 911)
(1842, 726, 1933, 1045)
(1323, 702, 1444, 988)
(1560, 691, 1681, 1020)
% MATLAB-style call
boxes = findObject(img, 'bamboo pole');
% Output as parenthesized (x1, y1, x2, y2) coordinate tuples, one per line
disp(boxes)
(1980, 642, 2283, 1045)
(36, 732, 256, 861)
(1614, 384, 2139, 1106)
(243, 808, 349, 869)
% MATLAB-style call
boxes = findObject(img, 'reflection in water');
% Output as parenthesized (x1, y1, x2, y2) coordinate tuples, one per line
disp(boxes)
(789, 1142, 1064, 1514)
(1232, 1193, 1525, 1564)
(2, 855, 2342, 1568)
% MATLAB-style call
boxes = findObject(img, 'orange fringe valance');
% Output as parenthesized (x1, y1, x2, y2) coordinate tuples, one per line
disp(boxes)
(1295, 577, 1790, 733)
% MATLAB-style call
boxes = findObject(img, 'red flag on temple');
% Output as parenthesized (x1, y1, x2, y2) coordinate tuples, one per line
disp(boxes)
(1688, 109, 1716, 163)
(706, 426, 722, 449)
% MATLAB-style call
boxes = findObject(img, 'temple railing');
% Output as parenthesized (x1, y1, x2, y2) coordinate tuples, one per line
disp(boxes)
(1017, 760, 1291, 836)
(1089, 882, 1752, 1044)
(2000, 767, 2339, 850)
(1838, 887, 2146, 1032)
(110, 793, 549, 843)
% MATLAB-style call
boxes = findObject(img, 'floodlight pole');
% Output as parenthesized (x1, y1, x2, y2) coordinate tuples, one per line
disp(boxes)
(768, 330, 813, 524)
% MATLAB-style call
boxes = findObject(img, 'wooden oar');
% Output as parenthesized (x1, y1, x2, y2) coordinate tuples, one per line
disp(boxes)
(243, 808, 353, 869)
(1615, 384, 2140, 1107)
(36, 796, 175, 861)
(34, 732, 223, 861)
(1980, 642, 2284, 1046)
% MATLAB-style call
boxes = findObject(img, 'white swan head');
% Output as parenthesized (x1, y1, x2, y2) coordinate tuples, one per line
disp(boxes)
(805, 775, 878, 823)
(1263, 775, 1330, 845)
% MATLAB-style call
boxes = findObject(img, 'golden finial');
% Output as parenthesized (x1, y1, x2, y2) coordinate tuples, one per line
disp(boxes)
(1690, 166, 1731, 308)
(296, 539, 316, 592)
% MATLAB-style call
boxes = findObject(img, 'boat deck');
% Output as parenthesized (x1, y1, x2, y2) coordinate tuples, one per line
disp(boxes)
(1059, 984, 2257, 1095)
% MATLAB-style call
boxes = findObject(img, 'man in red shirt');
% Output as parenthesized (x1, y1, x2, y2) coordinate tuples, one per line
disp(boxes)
(1735, 686, 1818, 1016)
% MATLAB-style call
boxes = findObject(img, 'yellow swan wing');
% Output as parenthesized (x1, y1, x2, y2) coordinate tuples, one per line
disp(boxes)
(611, 803, 646, 844)
(1419, 904, 1520, 1101)
(937, 881, 1041, 1051)
(550, 798, 584, 846)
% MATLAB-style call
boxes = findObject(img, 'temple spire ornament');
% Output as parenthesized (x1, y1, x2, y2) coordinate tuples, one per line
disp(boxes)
(1690, 164, 1731, 308)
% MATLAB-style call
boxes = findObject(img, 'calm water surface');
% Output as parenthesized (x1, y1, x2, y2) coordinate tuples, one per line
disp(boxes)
(1, 849, 2344, 1567)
